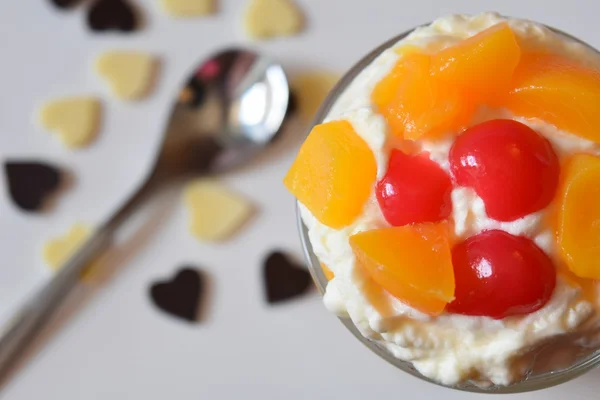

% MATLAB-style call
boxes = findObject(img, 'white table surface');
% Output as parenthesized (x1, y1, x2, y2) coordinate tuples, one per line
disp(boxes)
(1, 0, 599, 399)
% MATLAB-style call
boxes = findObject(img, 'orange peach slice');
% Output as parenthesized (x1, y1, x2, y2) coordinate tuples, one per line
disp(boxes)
(430, 22, 521, 99)
(371, 53, 423, 112)
(504, 52, 600, 142)
(283, 120, 377, 229)
(558, 154, 600, 279)
(372, 53, 474, 140)
(321, 263, 334, 280)
(350, 222, 455, 315)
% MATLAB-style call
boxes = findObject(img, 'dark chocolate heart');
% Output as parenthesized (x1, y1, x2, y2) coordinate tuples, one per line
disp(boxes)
(50, 0, 85, 9)
(87, 0, 137, 32)
(263, 251, 312, 304)
(4, 161, 61, 212)
(150, 268, 205, 323)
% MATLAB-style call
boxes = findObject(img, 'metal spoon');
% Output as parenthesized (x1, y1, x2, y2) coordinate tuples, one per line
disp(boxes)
(0, 48, 289, 384)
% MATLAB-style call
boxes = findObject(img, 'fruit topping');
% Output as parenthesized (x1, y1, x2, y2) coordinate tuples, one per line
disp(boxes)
(557, 154, 600, 279)
(503, 52, 600, 143)
(450, 119, 559, 221)
(372, 52, 474, 140)
(447, 230, 556, 319)
(350, 223, 455, 315)
(373, 23, 523, 140)
(376, 149, 452, 226)
(430, 22, 521, 99)
(284, 120, 377, 229)
(321, 262, 334, 280)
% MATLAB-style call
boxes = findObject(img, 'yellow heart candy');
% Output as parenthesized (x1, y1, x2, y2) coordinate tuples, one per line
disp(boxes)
(243, 0, 303, 40)
(184, 180, 253, 241)
(95, 51, 158, 100)
(43, 223, 92, 271)
(38, 96, 101, 148)
(159, 0, 216, 17)
(292, 71, 340, 123)
(42, 223, 104, 282)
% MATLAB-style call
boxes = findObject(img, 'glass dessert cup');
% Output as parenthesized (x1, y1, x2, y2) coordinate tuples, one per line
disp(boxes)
(296, 23, 600, 393)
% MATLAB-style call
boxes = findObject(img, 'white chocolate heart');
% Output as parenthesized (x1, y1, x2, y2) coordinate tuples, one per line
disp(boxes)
(42, 223, 103, 282)
(159, 0, 216, 17)
(38, 96, 101, 148)
(184, 180, 253, 241)
(292, 71, 340, 123)
(243, 0, 303, 39)
(95, 51, 157, 100)
(43, 223, 92, 272)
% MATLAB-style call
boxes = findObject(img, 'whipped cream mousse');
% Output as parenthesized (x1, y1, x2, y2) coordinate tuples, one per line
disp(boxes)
(285, 12, 600, 387)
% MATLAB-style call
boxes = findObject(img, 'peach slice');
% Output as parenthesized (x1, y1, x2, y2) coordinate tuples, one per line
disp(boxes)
(504, 52, 600, 142)
(283, 120, 377, 229)
(557, 154, 600, 279)
(349, 222, 455, 315)
(372, 52, 474, 140)
(321, 262, 334, 280)
(371, 53, 423, 112)
(430, 22, 521, 99)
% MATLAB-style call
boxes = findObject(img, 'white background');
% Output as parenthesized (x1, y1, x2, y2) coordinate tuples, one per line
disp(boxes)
(0, 0, 599, 399)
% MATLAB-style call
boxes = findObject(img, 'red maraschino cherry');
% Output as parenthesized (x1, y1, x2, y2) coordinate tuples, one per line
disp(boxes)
(376, 150, 453, 226)
(447, 230, 556, 319)
(449, 119, 559, 221)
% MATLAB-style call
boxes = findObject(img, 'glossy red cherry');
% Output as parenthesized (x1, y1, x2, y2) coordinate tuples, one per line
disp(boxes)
(447, 230, 556, 319)
(449, 119, 559, 221)
(376, 149, 452, 226)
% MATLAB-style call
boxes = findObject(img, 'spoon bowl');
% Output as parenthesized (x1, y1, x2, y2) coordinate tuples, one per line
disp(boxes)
(160, 48, 289, 174)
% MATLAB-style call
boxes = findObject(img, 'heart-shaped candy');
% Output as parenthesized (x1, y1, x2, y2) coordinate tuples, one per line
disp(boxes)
(87, 0, 138, 32)
(184, 180, 253, 242)
(38, 96, 101, 148)
(43, 223, 92, 271)
(49, 0, 84, 9)
(263, 251, 312, 304)
(4, 161, 62, 212)
(150, 268, 205, 322)
(243, 0, 303, 39)
(159, 0, 216, 17)
(292, 71, 339, 123)
(95, 51, 157, 100)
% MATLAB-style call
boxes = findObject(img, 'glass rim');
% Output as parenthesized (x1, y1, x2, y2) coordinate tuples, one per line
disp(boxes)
(296, 18, 600, 394)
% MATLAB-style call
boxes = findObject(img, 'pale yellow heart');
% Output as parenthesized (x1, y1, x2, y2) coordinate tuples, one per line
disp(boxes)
(292, 71, 340, 123)
(42, 223, 99, 279)
(243, 0, 303, 39)
(95, 51, 157, 100)
(39, 96, 101, 148)
(159, 0, 216, 17)
(184, 180, 253, 241)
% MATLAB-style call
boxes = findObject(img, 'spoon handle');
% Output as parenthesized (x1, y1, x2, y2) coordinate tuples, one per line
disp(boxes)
(0, 174, 159, 387)
(0, 229, 111, 384)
